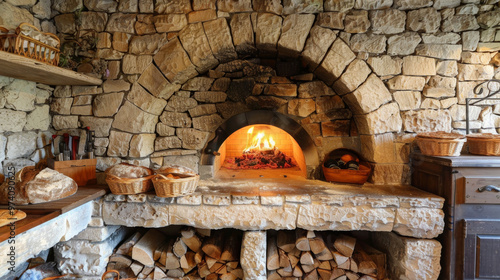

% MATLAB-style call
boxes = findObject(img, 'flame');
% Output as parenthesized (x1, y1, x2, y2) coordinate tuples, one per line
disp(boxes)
(243, 126, 277, 153)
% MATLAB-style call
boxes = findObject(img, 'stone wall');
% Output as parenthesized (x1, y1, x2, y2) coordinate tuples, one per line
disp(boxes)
(46, 0, 500, 185)
(0, 1, 57, 174)
(1, 0, 499, 184)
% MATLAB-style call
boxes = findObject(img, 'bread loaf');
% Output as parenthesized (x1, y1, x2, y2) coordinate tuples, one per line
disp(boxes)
(155, 165, 197, 176)
(107, 163, 153, 178)
(25, 168, 78, 204)
(0, 166, 40, 205)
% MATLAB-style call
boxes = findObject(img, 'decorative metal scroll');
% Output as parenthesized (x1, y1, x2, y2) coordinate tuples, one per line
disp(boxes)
(466, 80, 500, 134)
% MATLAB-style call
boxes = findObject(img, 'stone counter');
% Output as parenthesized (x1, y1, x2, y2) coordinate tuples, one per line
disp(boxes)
(102, 179, 445, 239)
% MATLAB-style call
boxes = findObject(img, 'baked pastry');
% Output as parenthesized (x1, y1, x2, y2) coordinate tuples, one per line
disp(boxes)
(0, 166, 41, 205)
(106, 163, 153, 178)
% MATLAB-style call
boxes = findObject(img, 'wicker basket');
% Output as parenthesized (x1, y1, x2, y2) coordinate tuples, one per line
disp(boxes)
(467, 134, 500, 156)
(152, 173, 199, 197)
(105, 164, 154, 195)
(416, 136, 466, 157)
(0, 23, 60, 66)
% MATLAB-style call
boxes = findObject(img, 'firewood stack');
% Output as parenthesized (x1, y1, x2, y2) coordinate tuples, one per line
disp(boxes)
(267, 230, 387, 280)
(105, 227, 244, 280)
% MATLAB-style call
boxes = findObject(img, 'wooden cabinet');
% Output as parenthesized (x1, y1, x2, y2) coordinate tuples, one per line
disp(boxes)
(411, 154, 500, 280)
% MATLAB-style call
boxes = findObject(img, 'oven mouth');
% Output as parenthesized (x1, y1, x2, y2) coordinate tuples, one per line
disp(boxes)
(200, 110, 319, 180)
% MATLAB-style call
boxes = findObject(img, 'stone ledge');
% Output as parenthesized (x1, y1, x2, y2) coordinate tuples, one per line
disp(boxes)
(101, 179, 445, 239)
(0, 202, 93, 278)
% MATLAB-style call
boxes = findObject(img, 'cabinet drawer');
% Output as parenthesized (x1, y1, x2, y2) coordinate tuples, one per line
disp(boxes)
(462, 171, 500, 204)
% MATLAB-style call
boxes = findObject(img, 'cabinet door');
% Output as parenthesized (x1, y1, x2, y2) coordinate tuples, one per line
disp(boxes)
(463, 220, 500, 279)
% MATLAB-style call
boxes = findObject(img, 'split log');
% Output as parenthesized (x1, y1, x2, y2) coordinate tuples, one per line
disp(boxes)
(173, 237, 188, 258)
(337, 257, 350, 270)
(216, 264, 228, 275)
(277, 231, 296, 253)
(332, 251, 349, 269)
(166, 268, 185, 278)
(109, 254, 132, 267)
(306, 231, 316, 239)
(309, 236, 328, 255)
(220, 272, 238, 280)
(182, 234, 202, 252)
(292, 265, 303, 278)
(198, 261, 211, 278)
(160, 239, 180, 269)
(288, 254, 299, 268)
(268, 270, 283, 280)
(361, 243, 386, 280)
(129, 261, 144, 276)
(209, 262, 224, 273)
(330, 268, 346, 280)
(277, 267, 293, 277)
(317, 268, 331, 280)
(230, 268, 244, 279)
(221, 234, 241, 261)
(206, 273, 218, 280)
(352, 248, 377, 277)
(295, 229, 310, 251)
(132, 229, 166, 267)
(300, 251, 314, 266)
(206, 257, 218, 269)
(345, 271, 360, 280)
(153, 267, 166, 280)
(319, 261, 331, 270)
(350, 258, 358, 273)
(335, 276, 347, 280)
(226, 261, 238, 270)
(116, 232, 142, 256)
(279, 248, 291, 268)
(180, 251, 196, 273)
(333, 235, 356, 258)
(194, 250, 205, 264)
(202, 234, 224, 259)
(303, 269, 318, 280)
(141, 266, 155, 276)
(301, 264, 315, 274)
(268, 232, 280, 270)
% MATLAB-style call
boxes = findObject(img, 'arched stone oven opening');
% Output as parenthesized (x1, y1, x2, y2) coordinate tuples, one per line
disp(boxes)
(200, 110, 319, 180)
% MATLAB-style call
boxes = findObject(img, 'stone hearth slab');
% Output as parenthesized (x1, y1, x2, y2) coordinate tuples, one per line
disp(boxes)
(102, 179, 444, 239)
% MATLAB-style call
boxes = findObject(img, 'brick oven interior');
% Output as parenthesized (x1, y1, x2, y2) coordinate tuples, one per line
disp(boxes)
(0, 0, 499, 279)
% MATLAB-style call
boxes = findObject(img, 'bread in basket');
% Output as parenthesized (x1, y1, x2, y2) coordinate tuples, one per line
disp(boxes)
(152, 165, 199, 197)
(105, 163, 154, 195)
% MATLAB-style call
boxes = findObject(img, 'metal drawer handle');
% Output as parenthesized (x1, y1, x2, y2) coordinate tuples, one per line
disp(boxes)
(477, 185, 500, 192)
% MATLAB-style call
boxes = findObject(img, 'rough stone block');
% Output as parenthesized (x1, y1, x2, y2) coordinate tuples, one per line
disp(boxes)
(169, 204, 299, 230)
(393, 208, 445, 238)
(241, 231, 267, 280)
(297, 203, 395, 231)
(103, 201, 169, 227)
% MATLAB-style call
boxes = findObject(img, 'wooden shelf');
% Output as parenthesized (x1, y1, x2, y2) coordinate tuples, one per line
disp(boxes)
(0, 185, 107, 242)
(0, 51, 102, 86)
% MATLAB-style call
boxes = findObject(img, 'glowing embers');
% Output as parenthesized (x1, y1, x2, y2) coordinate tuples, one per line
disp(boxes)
(222, 125, 297, 170)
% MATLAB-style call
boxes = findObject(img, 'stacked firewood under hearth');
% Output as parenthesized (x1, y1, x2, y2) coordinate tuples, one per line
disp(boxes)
(267, 230, 387, 280)
(105, 227, 243, 280)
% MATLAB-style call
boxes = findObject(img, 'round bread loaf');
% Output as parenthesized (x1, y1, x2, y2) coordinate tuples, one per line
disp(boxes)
(155, 165, 197, 176)
(107, 163, 153, 179)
